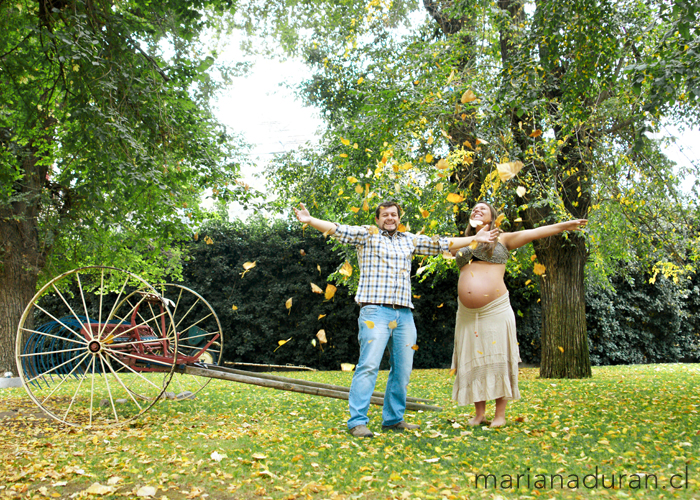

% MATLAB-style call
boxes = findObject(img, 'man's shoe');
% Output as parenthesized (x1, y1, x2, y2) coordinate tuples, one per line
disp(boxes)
(382, 421, 420, 432)
(349, 425, 374, 438)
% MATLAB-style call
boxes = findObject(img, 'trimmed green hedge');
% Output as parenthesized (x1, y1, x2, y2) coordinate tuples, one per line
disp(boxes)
(178, 218, 699, 369)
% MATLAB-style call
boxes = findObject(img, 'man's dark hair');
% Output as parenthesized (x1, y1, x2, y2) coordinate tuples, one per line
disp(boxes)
(375, 201, 402, 219)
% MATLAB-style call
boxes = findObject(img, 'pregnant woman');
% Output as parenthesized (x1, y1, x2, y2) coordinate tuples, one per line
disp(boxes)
(452, 201, 587, 427)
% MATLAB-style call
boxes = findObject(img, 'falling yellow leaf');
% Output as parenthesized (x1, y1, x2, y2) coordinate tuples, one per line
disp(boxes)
(494, 214, 506, 228)
(317, 264, 321, 273)
(339, 261, 353, 277)
(274, 337, 292, 352)
(469, 219, 480, 228)
(347, 176, 358, 183)
(285, 297, 293, 313)
(446, 193, 465, 203)
(341, 363, 355, 371)
(364, 321, 375, 329)
(357, 77, 364, 84)
(193, 233, 199, 241)
(316, 330, 327, 344)
(463, 140, 473, 149)
(300, 249, 306, 256)
(435, 182, 444, 192)
(411, 344, 419, 351)
(350, 206, 360, 213)
(525, 279, 532, 285)
(469, 240, 479, 249)
(204, 236, 214, 245)
(397, 223, 406, 232)
(449, 368, 456, 376)
(427, 135, 434, 145)
(533, 263, 546, 275)
(310, 283, 324, 294)
(420, 208, 429, 218)
(318, 314, 326, 320)
(322, 227, 334, 237)
(368, 225, 379, 234)
(461, 90, 477, 103)
(436, 158, 449, 170)
(413, 295, 421, 299)
(355, 184, 364, 194)
(437, 303, 444, 308)
(388, 320, 398, 329)
(425, 153, 434, 162)
(558, 346, 565, 353)
(516, 186, 527, 197)
(341, 137, 350, 146)
(477, 351, 483, 355)
(496, 160, 524, 181)
(325, 284, 337, 300)
(514, 217, 523, 222)
(340, 153, 348, 158)
(362, 200, 370, 211)
(231, 304, 238, 311)
(243, 261, 256, 270)
(531, 254, 537, 261)
(530, 129, 543, 138)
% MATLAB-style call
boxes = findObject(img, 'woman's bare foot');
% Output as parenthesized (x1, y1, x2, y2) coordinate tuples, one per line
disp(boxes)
(468, 415, 486, 426)
(489, 416, 506, 428)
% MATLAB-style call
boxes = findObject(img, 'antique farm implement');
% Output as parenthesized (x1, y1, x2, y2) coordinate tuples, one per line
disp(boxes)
(15, 266, 440, 427)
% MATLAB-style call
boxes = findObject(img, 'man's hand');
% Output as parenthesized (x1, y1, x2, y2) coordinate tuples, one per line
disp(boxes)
(294, 203, 312, 224)
(475, 225, 500, 243)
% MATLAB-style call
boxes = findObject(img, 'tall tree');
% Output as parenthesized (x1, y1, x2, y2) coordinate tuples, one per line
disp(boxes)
(0, 0, 252, 372)
(264, 0, 699, 377)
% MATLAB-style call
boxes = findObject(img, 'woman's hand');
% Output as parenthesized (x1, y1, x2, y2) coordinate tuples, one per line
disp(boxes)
(560, 219, 588, 231)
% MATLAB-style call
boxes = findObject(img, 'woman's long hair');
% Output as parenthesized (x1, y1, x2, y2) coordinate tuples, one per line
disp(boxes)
(464, 201, 498, 257)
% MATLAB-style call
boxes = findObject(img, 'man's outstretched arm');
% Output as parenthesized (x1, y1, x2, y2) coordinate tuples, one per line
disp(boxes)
(293, 203, 337, 235)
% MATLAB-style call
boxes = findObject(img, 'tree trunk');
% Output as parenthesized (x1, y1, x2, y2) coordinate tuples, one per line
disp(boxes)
(0, 143, 48, 374)
(534, 233, 591, 378)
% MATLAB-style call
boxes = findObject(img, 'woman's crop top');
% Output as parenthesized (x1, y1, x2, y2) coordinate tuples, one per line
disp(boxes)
(455, 241, 509, 268)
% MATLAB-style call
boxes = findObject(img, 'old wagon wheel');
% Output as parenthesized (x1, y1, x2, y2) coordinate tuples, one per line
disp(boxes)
(15, 266, 177, 427)
(113, 283, 223, 399)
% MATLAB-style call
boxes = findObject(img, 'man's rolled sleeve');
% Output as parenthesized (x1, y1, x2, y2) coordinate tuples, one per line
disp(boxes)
(411, 234, 450, 256)
(332, 224, 370, 246)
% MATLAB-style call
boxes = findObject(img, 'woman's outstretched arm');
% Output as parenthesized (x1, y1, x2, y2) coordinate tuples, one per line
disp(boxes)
(499, 219, 587, 251)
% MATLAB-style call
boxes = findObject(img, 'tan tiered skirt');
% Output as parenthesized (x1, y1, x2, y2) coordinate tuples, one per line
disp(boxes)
(451, 292, 521, 405)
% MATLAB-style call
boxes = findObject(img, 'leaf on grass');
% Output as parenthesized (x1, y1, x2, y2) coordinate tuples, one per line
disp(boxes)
(364, 321, 375, 329)
(339, 261, 353, 277)
(496, 160, 524, 181)
(211, 451, 227, 462)
(316, 330, 327, 344)
(341, 363, 355, 371)
(252, 453, 267, 460)
(533, 263, 546, 275)
(424, 457, 440, 463)
(446, 193, 465, 203)
(388, 320, 398, 329)
(325, 284, 337, 300)
(310, 283, 324, 294)
(136, 486, 157, 498)
(86, 483, 116, 495)
(107, 477, 122, 486)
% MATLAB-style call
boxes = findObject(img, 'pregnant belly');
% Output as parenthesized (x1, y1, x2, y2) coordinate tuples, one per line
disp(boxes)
(457, 263, 507, 309)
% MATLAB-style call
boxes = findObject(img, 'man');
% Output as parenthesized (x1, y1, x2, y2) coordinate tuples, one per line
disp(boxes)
(294, 201, 497, 437)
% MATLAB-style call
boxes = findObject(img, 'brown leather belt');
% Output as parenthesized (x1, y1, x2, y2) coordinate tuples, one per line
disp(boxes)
(360, 303, 408, 309)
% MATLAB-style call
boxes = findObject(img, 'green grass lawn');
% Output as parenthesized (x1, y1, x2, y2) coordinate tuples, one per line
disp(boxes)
(1, 364, 698, 499)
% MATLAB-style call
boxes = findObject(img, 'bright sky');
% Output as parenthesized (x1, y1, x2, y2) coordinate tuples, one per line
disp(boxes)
(212, 59, 699, 218)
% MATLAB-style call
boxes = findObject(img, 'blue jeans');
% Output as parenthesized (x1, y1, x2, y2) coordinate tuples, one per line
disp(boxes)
(347, 305, 417, 429)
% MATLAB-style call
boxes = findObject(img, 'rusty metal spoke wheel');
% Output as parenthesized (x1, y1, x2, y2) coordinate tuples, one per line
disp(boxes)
(153, 284, 223, 398)
(15, 267, 177, 428)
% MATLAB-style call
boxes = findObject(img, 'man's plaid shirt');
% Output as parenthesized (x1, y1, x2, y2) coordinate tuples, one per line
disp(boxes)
(333, 224, 449, 309)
